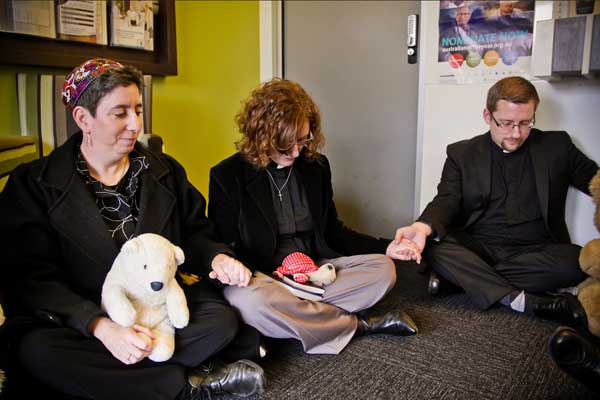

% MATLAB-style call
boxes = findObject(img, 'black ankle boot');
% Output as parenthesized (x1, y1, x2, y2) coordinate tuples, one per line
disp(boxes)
(548, 327, 600, 393)
(186, 359, 266, 398)
(355, 309, 418, 337)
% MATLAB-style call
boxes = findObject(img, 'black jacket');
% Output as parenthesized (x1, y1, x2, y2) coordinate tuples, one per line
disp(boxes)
(0, 133, 228, 336)
(419, 129, 598, 243)
(208, 152, 389, 272)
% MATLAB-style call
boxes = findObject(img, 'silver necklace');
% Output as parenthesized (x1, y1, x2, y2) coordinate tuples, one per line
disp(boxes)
(265, 165, 294, 202)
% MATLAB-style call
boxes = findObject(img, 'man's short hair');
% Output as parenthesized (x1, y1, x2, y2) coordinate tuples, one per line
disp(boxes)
(486, 76, 540, 112)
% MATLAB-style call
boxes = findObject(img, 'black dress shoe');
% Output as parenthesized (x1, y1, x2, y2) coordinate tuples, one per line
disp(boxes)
(187, 359, 266, 398)
(355, 309, 418, 337)
(427, 270, 462, 296)
(428, 271, 440, 295)
(548, 327, 600, 393)
(532, 293, 588, 329)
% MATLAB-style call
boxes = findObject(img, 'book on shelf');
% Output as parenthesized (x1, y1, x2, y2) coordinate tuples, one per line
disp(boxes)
(255, 272, 324, 301)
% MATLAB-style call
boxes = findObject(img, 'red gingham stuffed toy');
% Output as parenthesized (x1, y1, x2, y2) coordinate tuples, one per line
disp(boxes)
(273, 252, 336, 287)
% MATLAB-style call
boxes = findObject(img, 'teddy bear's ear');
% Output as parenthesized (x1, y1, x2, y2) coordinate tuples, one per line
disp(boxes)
(173, 245, 185, 266)
(589, 169, 600, 202)
(121, 236, 142, 256)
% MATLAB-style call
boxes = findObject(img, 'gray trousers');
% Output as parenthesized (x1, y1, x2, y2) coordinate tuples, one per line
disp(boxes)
(223, 254, 396, 354)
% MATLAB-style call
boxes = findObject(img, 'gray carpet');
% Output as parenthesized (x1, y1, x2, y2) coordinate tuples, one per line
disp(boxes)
(227, 262, 597, 400)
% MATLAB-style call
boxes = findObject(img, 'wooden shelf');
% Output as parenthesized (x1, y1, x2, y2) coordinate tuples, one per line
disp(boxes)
(0, 0, 177, 76)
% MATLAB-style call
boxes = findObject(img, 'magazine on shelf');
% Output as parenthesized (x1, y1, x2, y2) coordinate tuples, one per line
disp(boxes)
(255, 272, 324, 301)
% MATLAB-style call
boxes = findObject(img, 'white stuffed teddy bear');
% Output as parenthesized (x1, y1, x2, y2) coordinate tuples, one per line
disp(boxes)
(102, 233, 189, 362)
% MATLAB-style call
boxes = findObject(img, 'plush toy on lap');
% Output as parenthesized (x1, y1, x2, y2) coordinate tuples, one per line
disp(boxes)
(102, 233, 189, 362)
(274, 252, 336, 287)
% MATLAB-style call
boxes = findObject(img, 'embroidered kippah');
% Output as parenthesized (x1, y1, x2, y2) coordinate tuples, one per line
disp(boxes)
(62, 58, 123, 110)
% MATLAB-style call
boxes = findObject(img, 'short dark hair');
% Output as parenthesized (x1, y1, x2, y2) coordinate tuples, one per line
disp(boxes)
(486, 76, 539, 112)
(75, 65, 144, 116)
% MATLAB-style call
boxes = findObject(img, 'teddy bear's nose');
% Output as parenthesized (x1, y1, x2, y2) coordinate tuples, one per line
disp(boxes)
(327, 265, 333, 270)
(151, 281, 164, 291)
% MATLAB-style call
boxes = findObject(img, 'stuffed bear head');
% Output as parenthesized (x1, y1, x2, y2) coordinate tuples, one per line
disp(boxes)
(115, 233, 185, 301)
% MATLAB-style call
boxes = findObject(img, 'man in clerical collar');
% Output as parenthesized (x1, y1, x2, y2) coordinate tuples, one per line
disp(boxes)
(394, 76, 598, 333)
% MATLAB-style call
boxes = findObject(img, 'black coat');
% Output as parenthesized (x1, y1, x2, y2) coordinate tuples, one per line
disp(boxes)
(208, 152, 389, 272)
(0, 133, 228, 336)
(419, 129, 599, 243)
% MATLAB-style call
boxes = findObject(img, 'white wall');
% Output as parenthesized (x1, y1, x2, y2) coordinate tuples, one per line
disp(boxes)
(417, 1, 600, 246)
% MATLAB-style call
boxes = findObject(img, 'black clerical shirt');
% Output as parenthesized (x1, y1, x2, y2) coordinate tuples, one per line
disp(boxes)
(468, 138, 550, 245)
(267, 163, 316, 267)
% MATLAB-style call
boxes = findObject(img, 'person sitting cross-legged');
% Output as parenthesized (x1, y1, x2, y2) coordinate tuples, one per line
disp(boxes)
(394, 76, 597, 329)
(208, 78, 419, 355)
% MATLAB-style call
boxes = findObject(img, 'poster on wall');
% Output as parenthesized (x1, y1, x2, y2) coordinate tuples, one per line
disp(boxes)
(110, 0, 154, 51)
(438, 0, 535, 84)
(0, 0, 56, 38)
(56, 0, 108, 45)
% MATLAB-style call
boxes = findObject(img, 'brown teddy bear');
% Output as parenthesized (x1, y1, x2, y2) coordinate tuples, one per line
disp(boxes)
(578, 169, 600, 337)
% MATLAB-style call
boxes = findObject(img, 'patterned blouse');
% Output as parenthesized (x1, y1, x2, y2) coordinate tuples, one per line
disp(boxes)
(76, 150, 149, 247)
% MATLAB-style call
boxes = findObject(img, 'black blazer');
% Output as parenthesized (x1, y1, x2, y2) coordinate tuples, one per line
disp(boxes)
(419, 129, 598, 243)
(0, 133, 228, 336)
(208, 152, 389, 272)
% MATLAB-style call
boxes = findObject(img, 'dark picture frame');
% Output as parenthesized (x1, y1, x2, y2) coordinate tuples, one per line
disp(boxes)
(0, 0, 177, 76)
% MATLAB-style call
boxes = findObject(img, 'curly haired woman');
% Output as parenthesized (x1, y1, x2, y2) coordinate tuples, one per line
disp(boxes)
(208, 78, 419, 355)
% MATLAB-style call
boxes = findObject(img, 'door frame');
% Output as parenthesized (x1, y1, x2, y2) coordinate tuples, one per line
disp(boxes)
(259, 0, 283, 82)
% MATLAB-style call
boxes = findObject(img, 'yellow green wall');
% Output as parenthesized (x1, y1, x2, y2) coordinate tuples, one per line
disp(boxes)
(0, 70, 20, 189)
(0, 70, 20, 137)
(153, 0, 260, 195)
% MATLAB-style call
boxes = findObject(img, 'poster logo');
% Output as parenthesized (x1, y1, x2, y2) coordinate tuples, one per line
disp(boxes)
(438, 0, 535, 80)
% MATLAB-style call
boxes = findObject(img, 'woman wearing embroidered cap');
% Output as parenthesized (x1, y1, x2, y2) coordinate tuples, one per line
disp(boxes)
(0, 59, 265, 399)
(208, 78, 419, 355)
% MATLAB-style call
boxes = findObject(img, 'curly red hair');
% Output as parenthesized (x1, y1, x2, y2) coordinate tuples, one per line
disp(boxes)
(235, 78, 324, 168)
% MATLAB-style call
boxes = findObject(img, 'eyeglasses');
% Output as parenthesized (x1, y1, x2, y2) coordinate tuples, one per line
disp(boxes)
(276, 131, 314, 154)
(490, 113, 535, 132)
(296, 131, 314, 146)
